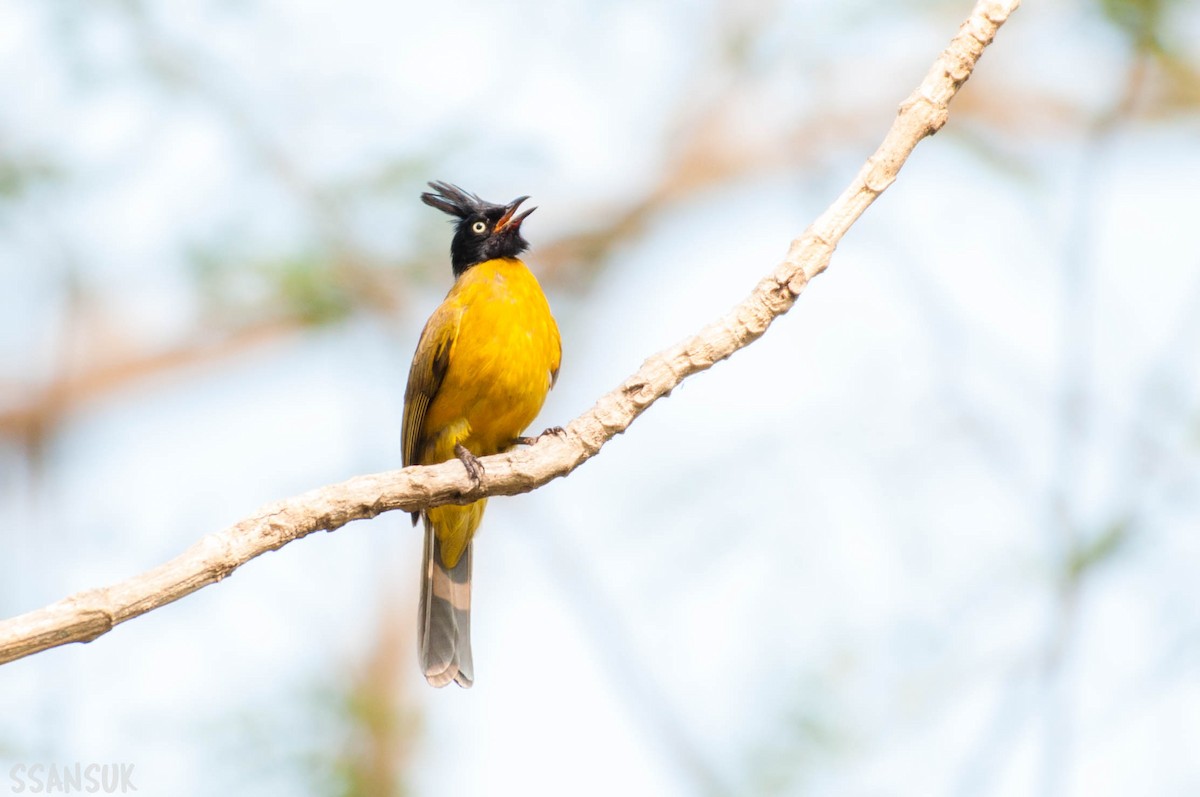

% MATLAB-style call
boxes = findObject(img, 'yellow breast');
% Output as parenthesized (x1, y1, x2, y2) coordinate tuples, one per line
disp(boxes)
(422, 257, 561, 460)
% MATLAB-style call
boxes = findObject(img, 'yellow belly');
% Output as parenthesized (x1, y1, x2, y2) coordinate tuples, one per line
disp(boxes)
(420, 258, 560, 565)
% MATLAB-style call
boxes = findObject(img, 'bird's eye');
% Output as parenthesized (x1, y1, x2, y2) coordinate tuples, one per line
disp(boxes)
(471, 220, 488, 235)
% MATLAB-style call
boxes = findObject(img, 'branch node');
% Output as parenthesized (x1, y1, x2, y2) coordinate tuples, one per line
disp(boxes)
(623, 378, 649, 398)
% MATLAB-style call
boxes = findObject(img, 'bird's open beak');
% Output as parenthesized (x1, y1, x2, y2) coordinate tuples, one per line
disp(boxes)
(494, 196, 535, 233)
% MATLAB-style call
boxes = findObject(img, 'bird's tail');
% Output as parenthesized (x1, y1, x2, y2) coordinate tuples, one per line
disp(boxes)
(418, 518, 474, 688)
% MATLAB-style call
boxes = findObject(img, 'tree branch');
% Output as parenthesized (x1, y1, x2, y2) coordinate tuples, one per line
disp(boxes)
(0, 0, 1020, 667)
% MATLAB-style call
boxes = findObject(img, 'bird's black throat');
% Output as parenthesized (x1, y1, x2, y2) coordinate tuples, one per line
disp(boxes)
(449, 216, 530, 276)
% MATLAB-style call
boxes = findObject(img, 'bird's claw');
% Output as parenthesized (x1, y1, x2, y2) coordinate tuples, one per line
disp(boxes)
(516, 426, 566, 447)
(454, 443, 485, 488)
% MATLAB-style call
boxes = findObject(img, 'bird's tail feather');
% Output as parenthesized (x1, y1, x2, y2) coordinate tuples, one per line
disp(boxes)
(418, 519, 473, 688)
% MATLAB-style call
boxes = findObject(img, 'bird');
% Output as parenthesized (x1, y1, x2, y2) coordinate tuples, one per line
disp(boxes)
(403, 181, 562, 688)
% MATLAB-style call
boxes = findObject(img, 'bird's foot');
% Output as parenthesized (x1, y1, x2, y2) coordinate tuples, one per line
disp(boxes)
(454, 443, 485, 488)
(516, 426, 566, 446)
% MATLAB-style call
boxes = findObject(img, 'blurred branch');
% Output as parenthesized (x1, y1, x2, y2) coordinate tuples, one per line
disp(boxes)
(952, 36, 1159, 797)
(0, 319, 296, 449)
(1036, 43, 1152, 797)
(0, 0, 1021, 668)
(529, 515, 732, 795)
(324, 589, 418, 797)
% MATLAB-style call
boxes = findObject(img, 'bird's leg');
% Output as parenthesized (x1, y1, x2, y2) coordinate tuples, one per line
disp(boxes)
(454, 443, 485, 488)
(515, 426, 566, 447)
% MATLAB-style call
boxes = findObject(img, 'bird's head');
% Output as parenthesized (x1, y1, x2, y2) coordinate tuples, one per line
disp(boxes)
(421, 181, 536, 276)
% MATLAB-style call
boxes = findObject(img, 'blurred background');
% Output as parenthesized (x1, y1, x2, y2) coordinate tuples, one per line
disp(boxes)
(2, 0, 1199, 794)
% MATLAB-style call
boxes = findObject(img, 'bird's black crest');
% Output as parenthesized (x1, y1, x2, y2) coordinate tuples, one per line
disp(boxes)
(421, 181, 493, 219)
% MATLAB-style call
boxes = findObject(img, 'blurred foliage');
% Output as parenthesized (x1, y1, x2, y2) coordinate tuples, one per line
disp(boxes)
(269, 255, 357, 327)
(206, 666, 417, 797)
(1098, 0, 1178, 53)
(318, 678, 418, 797)
(1094, 0, 1200, 115)
(1156, 53, 1200, 114)
(190, 246, 389, 328)
(0, 152, 59, 200)
(742, 668, 850, 796)
(1064, 519, 1132, 585)
(301, 600, 417, 797)
(748, 709, 847, 796)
